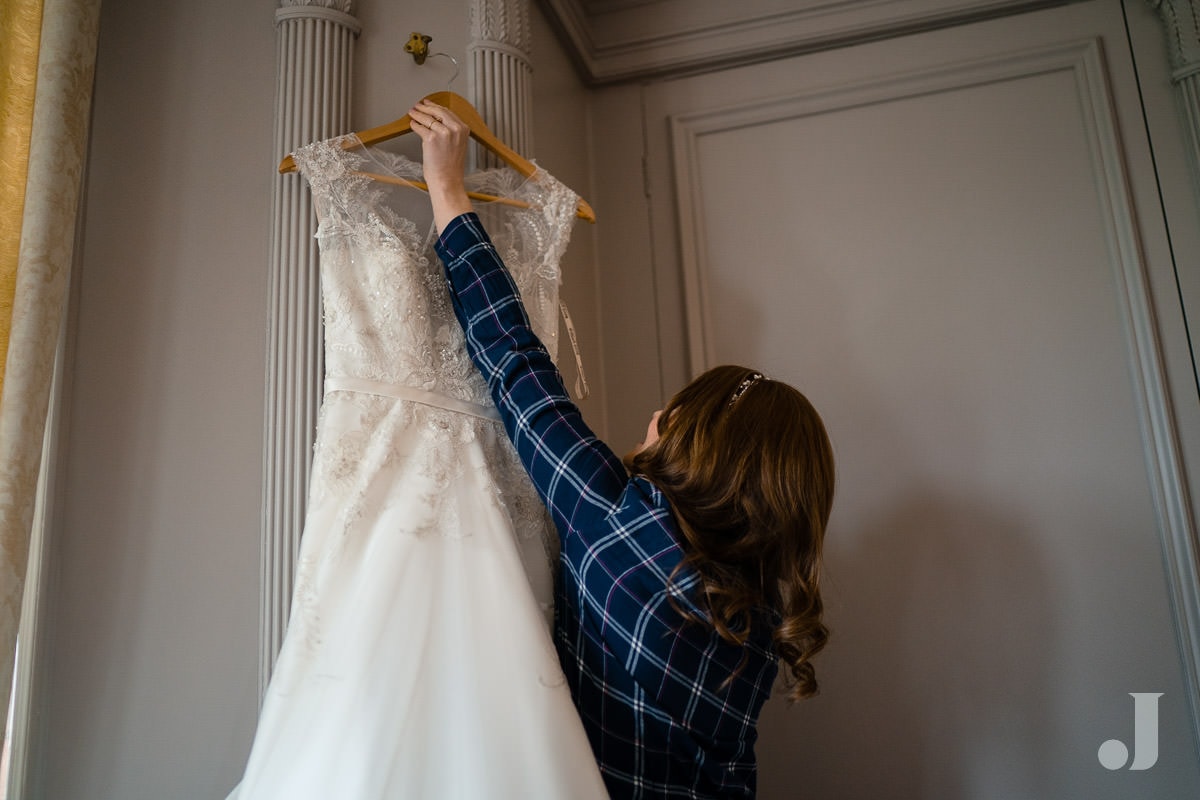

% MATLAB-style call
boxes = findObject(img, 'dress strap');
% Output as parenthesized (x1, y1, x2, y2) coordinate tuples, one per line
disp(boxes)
(558, 300, 590, 400)
(324, 376, 502, 421)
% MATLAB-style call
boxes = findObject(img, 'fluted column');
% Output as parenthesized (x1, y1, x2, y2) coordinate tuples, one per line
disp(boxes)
(263, 0, 360, 698)
(1150, 0, 1200, 197)
(468, 0, 533, 165)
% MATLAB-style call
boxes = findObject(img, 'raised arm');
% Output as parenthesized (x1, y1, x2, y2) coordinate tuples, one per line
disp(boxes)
(410, 99, 629, 534)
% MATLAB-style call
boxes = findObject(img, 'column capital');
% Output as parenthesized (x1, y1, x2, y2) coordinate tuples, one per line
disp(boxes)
(276, 0, 360, 32)
(1149, 0, 1200, 81)
(278, 0, 354, 11)
(470, 0, 531, 54)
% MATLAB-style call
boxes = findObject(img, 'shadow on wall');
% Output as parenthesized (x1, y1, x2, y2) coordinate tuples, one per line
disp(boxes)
(755, 491, 1056, 799)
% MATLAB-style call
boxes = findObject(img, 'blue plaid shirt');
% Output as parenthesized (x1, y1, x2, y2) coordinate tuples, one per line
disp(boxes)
(436, 213, 778, 799)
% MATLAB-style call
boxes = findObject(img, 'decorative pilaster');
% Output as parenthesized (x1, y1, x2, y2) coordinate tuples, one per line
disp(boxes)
(468, 0, 534, 165)
(1150, 0, 1200, 197)
(263, 0, 360, 699)
(1147, 0, 1200, 758)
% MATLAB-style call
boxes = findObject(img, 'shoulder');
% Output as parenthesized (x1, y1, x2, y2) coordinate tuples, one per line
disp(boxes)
(290, 135, 361, 187)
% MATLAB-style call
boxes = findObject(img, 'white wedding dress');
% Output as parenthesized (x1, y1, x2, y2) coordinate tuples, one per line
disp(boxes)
(227, 136, 608, 799)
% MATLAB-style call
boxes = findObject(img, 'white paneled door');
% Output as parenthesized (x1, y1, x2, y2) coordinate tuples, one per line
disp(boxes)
(630, 1, 1200, 797)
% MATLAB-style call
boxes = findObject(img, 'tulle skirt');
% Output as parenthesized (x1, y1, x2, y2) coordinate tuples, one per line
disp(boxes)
(226, 391, 608, 799)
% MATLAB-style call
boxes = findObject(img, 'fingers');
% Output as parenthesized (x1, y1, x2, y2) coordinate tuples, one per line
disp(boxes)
(409, 100, 464, 136)
(408, 105, 435, 137)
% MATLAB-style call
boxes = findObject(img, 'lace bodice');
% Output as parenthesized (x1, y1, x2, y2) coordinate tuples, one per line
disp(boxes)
(291, 135, 579, 407)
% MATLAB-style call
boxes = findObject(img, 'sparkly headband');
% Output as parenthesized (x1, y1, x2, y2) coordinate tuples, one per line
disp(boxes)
(728, 372, 765, 407)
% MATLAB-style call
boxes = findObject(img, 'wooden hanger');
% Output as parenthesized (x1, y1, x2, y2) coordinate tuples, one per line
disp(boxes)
(277, 90, 596, 224)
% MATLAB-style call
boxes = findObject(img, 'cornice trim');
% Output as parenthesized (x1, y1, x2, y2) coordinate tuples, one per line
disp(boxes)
(537, 0, 1079, 84)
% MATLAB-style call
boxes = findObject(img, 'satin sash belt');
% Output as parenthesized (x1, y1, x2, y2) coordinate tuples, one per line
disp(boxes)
(324, 375, 502, 422)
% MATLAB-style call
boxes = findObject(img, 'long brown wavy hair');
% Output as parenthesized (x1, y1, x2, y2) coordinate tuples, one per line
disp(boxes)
(626, 365, 835, 701)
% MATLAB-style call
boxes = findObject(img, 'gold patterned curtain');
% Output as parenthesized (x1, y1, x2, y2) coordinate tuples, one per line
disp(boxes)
(0, 0, 101, 726)
(1, 1, 44, 400)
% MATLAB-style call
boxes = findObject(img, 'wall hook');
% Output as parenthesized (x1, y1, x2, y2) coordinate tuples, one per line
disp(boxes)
(405, 32, 433, 65)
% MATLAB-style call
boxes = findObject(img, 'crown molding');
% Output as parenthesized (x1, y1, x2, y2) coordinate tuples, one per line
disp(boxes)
(536, 0, 1079, 84)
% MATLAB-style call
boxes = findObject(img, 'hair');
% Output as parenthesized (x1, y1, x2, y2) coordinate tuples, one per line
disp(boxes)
(626, 365, 835, 701)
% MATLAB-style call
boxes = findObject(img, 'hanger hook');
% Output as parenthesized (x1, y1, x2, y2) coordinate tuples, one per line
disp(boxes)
(403, 32, 460, 93)
(427, 52, 460, 93)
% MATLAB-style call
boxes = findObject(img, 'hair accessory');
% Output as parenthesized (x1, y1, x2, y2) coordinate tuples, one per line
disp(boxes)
(728, 372, 765, 407)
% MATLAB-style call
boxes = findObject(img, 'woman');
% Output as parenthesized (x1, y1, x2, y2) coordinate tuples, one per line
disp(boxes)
(412, 99, 835, 799)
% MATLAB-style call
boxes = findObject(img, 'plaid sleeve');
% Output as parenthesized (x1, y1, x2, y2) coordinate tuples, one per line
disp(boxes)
(435, 212, 628, 533)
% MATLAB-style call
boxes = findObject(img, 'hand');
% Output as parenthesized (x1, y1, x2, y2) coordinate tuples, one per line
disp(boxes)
(409, 99, 473, 232)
